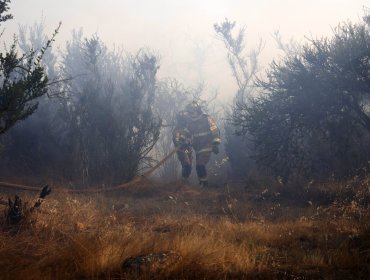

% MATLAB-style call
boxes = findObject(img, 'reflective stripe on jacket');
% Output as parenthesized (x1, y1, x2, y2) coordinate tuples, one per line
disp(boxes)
(188, 114, 220, 152)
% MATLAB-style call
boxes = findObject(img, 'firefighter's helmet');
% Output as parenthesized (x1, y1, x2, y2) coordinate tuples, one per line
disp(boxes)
(185, 101, 202, 116)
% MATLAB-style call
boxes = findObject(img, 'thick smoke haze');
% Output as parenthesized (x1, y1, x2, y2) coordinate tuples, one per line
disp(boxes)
(5, 0, 369, 100)
(0, 2, 369, 278)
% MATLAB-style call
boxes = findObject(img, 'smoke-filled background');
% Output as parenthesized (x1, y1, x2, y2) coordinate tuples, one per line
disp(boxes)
(1, 0, 370, 188)
(5, 0, 369, 100)
(1, 2, 370, 279)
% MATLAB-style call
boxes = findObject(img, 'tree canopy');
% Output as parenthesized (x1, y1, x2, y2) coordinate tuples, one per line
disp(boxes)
(0, 0, 58, 135)
(233, 18, 370, 180)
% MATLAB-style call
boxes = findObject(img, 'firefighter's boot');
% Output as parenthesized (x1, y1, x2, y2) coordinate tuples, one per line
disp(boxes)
(196, 164, 208, 188)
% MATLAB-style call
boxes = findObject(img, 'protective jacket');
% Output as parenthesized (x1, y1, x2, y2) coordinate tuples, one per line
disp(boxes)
(186, 113, 220, 186)
(187, 114, 221, 155)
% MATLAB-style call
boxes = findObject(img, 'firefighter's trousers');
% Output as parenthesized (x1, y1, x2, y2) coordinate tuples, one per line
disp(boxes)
(195, 146, 212, 186)
(176, 147, 193, 179)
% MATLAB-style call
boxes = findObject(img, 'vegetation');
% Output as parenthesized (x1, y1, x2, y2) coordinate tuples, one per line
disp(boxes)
(0, 179, 368, 279)
(0, 3, 369, 280)
(0, 0, 58, 135)
(0, 31, 162, 186)
(214, 19, 262, 179)
(231, 17, 370, 181)
(58, 35, 161, 185)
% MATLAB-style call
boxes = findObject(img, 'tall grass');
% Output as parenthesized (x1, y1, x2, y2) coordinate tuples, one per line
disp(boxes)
(0, 179, 368, 279)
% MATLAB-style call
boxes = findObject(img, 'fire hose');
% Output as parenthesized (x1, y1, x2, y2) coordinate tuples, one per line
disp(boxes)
(0, 149, 178, 193)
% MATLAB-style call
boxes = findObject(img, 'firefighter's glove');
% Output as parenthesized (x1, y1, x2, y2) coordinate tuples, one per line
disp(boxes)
(174, 140, 183, 148)
(178, 140, 190, 150)
(212, 145, 219, 155)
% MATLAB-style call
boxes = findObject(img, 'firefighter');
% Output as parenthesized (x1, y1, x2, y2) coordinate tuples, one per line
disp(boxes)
(172, 111, 193, 182)
(185, 101, 221, 187)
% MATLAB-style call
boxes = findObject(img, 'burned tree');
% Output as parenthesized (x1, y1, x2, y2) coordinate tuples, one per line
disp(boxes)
(214, 19, 262, 178)
(4, 185, 51, 226)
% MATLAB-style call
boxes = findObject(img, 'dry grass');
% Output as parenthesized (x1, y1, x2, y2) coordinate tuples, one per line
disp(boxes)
(0, 179, 369, 279)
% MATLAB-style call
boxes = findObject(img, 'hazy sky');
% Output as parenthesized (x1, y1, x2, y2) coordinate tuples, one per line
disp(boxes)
(5, 0, 369, 100)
